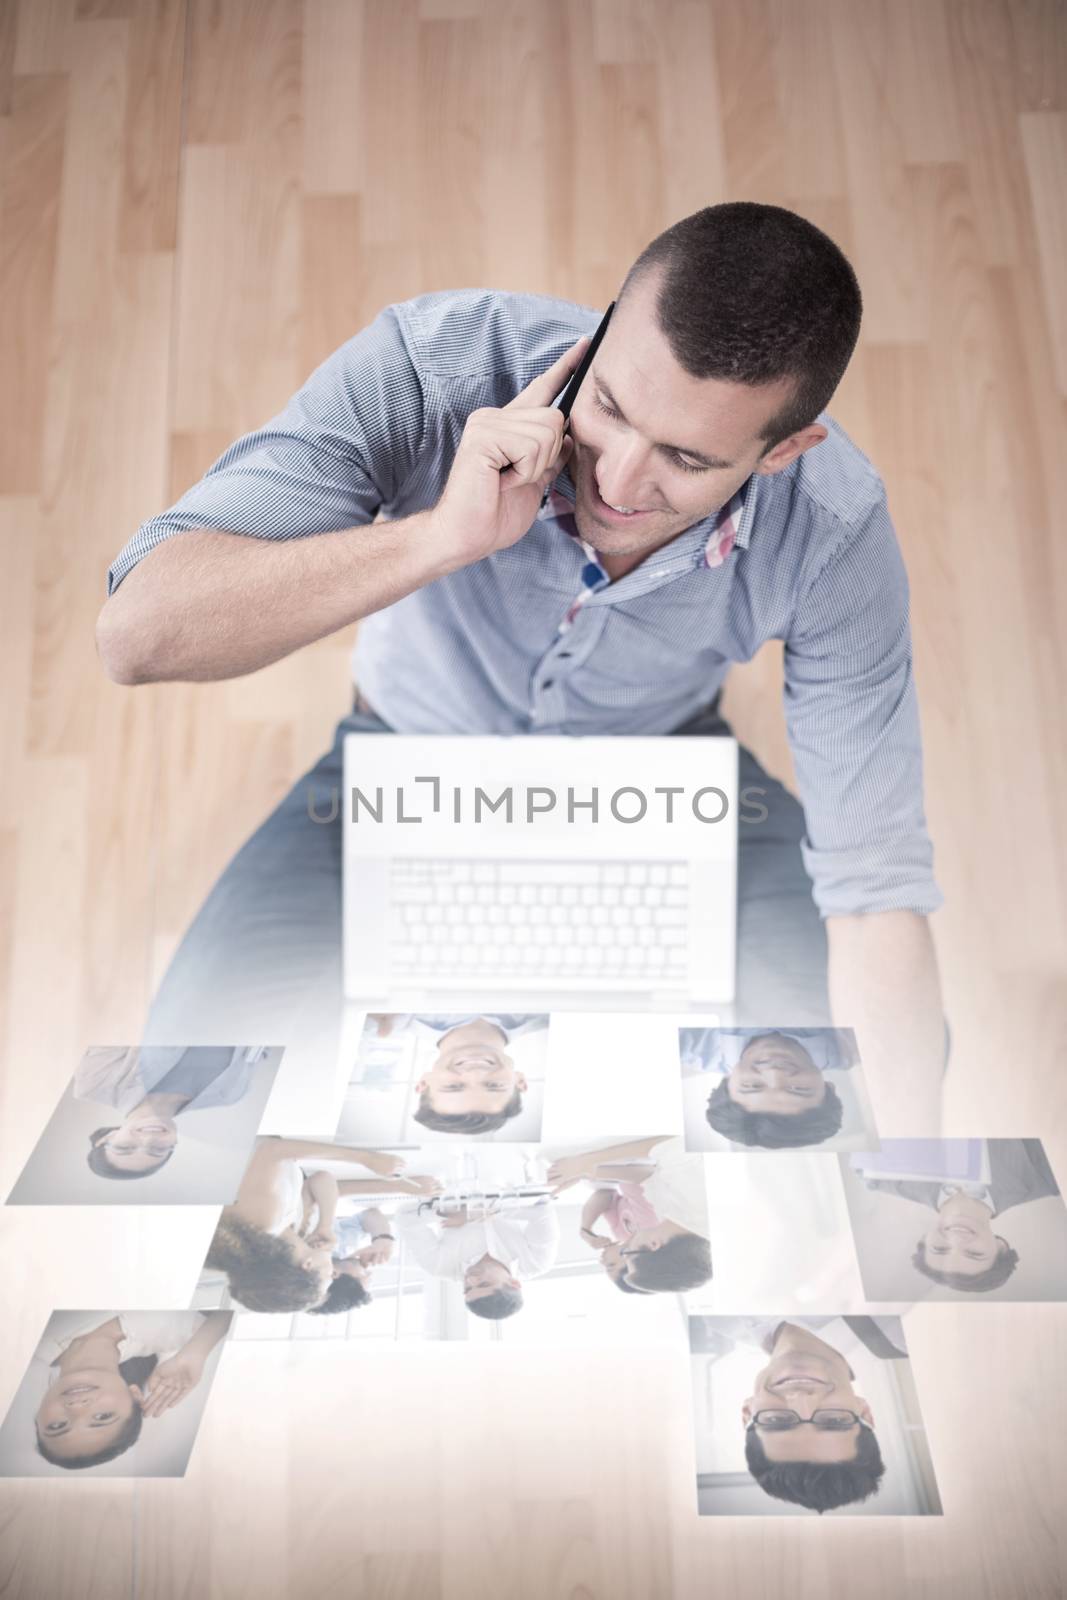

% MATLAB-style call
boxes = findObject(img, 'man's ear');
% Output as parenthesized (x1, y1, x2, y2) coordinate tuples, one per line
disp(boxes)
(857, 1400, 875, 1427)
(741, 1401, 754, 1425)
(754, 423, 827, 477)
(506, 1276, 521, 1289)
(414, 1076, 429, 1094)
(516, 1073, 528, 1091)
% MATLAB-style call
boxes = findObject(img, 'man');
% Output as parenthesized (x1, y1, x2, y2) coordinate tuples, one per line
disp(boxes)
(853, 1138, 1063, 1293)
(74, 1045, 269, 1179)
(307, 1201, 397, 1317)
(392, 1193, 560, 1320)
(368, 1013, 542, 1135)
(97, 203, 945, 1125)
(690, 1315, 904, 1512)
(701, 1030, 845, 1149)
(548, 1134, 712, 1291)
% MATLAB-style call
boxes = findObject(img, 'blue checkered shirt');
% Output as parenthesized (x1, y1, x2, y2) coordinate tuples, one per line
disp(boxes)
(108, 288, 942, 920)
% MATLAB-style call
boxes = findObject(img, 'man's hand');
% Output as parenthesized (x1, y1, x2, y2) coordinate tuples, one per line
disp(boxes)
(438, 1206, 471, 1228)
(433, 336, 590, 566)
(304, 1228, 337, 1251)
(579, 1225, 609, 1251)
(357, 1237, 394, 1265)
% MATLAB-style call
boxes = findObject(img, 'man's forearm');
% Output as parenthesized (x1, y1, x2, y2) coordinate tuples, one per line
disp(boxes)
(826, 910, 945, 1134)
(96, 512, 463, 685)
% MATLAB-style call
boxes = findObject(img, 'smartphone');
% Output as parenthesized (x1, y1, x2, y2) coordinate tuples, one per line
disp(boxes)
(554, 300, 616, 421)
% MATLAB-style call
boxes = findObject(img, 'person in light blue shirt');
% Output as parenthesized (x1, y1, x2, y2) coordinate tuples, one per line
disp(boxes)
(307, 1203, 397, 1317)
(97, 203, 945, 1117)
(74, 1046, 268, 1180)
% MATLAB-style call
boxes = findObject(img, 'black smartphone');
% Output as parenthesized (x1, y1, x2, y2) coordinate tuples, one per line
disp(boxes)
(554, 300, 616, 422)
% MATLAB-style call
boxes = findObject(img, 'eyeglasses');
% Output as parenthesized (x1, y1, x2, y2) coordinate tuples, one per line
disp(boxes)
(750, 1409, 868, 1433)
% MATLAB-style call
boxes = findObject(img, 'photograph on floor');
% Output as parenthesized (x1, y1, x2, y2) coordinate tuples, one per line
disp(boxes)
(194, 1140, 695, 1347)
(5, 1047, 285, 1206)
(687, 1314, 942, 1517)
(0, 1310, 233, 1479)
(196, 1136, 445, 1314)
(333, 1013, 551, 1143)
(678, 1027, 879, 1153)
(840, 1138, 1067, 1302)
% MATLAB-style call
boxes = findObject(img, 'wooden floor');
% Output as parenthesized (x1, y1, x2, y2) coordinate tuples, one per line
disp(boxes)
(1, 0, 1066, 1595)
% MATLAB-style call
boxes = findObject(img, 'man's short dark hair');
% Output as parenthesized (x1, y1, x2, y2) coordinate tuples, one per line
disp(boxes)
(465, 1285, 524, 1320)
(705, 1078, 844, 1149)
(620, 202, 863, 449)
(35, 1354, 157, 1470)
(86, 1127, 174, 1179)
(911, 1237, 1020, 1293)
(745, 1422, 885, 1513)
(625, 1233, 712, 1292)
(412, 1088, 522, 1136)
(307, 1274, 373, 1315)
(205, 1213, 329, 1312)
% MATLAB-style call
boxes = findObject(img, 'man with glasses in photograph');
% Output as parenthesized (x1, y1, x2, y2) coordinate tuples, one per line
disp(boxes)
(691, 1314, 906, 1513)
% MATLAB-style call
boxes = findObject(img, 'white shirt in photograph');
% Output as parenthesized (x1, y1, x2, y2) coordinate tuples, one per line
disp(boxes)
(38, 1310, 207, 1368)
(393, 1198, 560, 1280)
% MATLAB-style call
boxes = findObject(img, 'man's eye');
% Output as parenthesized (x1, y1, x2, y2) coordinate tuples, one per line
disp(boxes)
(45, 1421, 68, 1434)
(93, 1412, 116, 1423)
(665, 449, 707, 474)
(788, 1087, 814, 1097)
(965, 1251, 987, 1260)
(929, 1246, 949, 1255)
(593, 394, 707, 474)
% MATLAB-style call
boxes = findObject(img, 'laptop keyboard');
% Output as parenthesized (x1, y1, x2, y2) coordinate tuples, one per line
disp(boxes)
(388, 858, 690, 990)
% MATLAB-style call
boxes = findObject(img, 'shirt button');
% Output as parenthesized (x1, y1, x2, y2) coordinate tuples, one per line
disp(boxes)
(542, 679, 555, 689)
(557, 651, 572, 659)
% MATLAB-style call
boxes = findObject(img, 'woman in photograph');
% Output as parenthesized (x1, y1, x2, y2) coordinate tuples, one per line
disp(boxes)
(205, 1138, 442, 1312)
(549, 1135, 713, 1292)
(34, 1310, 232, 1471)
(77, 1045, 266, 1180)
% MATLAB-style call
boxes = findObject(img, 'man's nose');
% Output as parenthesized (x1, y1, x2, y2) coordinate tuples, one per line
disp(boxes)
(596, 441, 652, 506)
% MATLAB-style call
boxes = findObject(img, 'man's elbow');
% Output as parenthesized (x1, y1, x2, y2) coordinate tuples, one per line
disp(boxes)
(95, 596, 161, 685)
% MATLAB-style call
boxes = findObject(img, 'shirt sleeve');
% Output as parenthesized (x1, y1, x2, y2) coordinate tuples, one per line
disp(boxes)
(514, 1200, 560, 1276)
(392, 1211, 447, 1275)
(783, 486, 942, 918)
(106, 301, 428, 593)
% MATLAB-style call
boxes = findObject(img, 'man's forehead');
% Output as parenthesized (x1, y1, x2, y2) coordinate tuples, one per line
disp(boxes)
(599, 276, 795, 451)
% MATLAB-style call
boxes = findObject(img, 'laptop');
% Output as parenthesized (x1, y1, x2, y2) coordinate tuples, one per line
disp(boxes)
(342, 734, 737, 1012)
